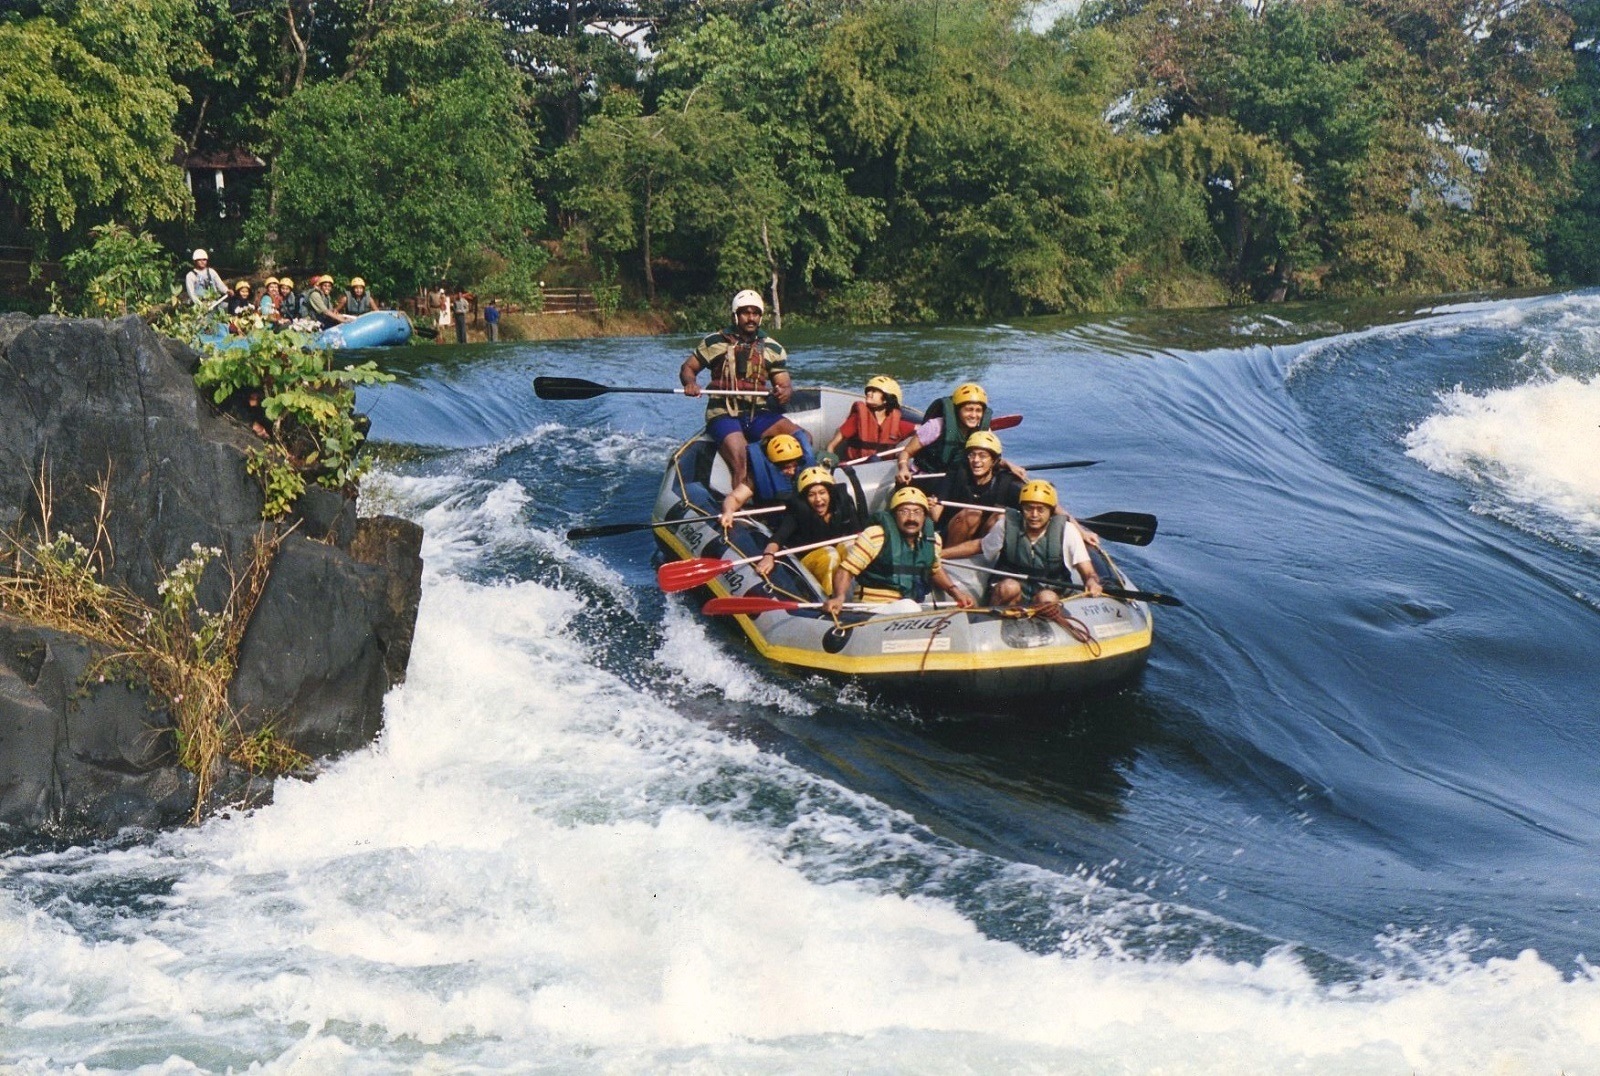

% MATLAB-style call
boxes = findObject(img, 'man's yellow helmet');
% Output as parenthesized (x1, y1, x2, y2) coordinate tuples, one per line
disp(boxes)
(865, 375, 902, 404)
(764, 434, 804, 464)
(350, 276, 366, 288)
(889, 486, 930, 512)
(964, 430, 1003, 457)
(1018, 480, 1058, 508)
(951, 382, 988, 406)
(796, 466, 833, 493)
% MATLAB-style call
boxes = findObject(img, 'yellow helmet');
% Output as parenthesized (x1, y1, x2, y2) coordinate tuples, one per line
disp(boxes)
(350, 276, 366, 288)
(279, 277, 294, 289)
(865, 375, 902, 404)
(889, 486, 930, 512)
(964, 430, 1002, 457)
(262, 276, 279, 287)
(951, 382, 988, 406)
(764, 434, 804, 464)
(796, 466, 833, 493)
(234, 280, 251, 292)
(1018, 480, 1058, 508)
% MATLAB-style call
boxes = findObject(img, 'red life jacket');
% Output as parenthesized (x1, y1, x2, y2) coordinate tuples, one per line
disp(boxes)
(841, 400, 910, 461)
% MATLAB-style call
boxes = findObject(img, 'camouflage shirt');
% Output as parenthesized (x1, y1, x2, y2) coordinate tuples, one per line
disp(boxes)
(688, 327, 789, 420)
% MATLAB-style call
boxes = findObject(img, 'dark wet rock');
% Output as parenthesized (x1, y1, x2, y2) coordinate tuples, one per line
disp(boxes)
(0, 314, 422, 841)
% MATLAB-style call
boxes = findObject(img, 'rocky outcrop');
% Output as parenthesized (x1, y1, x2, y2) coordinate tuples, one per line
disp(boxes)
(0, 314, 422, 840)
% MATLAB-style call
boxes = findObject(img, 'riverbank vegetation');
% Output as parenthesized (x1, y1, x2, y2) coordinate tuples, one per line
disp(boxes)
(3, 0, 1596, 321)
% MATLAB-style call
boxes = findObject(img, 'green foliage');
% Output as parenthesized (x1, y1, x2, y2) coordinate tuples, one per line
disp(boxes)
(251, 3, 546, 295)
(59, 223, 176, 316)
(192, 330, 393, 517)
(0, 0, 193, 233)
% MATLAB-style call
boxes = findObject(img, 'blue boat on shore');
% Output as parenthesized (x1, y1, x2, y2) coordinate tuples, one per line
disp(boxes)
(197, 310, 412, 352)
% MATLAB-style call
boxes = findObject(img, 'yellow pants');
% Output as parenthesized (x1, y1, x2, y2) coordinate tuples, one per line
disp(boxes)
(799, 544, 846, 591)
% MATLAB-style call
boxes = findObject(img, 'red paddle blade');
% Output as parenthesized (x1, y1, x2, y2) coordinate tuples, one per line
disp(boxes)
(657, 557, 736, 593)
(992, 413, 1022, 430)
(702, 596, 805, 615)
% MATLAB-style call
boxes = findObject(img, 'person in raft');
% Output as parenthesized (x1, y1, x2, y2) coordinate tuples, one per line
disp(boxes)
(896, 381, 1020, 482)
(927, 429, 1027, 558)
(679, 288, 801, 493)
(824, 486, 975, 615)
(184, 249, 227, 305)
(719, 434, 808, 530)
(339, 276, 380, 316)
(822, 374, 918, 467)
(981, 480, 1103, 605)
(751, 466, 864, 589)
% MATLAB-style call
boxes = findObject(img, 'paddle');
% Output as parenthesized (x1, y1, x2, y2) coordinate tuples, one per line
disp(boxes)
(703, 597, 878, 615)
(912, 459, 1101, 479)
(935, 502, 1157, 547)
(535, 376, 766, 401)
(568, 505, 784, 541)
(959, 563, 1184, 607)
(839, 414, 1023, 469)
(658, 533, 859, 593)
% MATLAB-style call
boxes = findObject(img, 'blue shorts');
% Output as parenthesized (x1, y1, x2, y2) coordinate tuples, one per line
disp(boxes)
(707, 411, 785, 443)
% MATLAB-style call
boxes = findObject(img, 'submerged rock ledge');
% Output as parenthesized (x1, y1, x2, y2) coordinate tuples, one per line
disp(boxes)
(0, 313, 421, 840)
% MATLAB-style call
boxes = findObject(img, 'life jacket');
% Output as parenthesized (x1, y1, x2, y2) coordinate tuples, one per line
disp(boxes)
(939, 466, 1022, 509)
(998, 510, 1073, 595)
(747, 430, 816, 502)
(344, 290, 374, 316)
(707, 330, 776, 394)
(920, 395, 993, 473)
(858, 510, 938, 600)
(277, 291, 301, 318)
(842, 400, 911, 460)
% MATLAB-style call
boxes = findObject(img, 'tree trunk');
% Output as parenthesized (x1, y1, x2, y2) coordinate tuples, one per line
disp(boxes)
(762, 220, 781, 330)
(643, 174, 656, 302)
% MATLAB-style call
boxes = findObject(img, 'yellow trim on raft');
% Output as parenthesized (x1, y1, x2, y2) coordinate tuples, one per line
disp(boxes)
(656, 526, 1153, 676)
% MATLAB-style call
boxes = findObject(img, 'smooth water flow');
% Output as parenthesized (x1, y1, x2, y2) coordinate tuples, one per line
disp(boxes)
(5, 293, 1600, 1071)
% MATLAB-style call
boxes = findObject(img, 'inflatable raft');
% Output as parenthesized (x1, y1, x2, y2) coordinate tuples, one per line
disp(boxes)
(198, 310, 412, 352)
(651, 388, 1154, 701)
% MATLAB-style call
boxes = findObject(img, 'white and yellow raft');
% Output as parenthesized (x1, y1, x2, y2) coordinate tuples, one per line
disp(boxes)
(651, 387, 1153, 700)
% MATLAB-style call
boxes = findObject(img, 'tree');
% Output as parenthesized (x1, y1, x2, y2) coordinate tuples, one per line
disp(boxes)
(253, 2, 546, 294)
(0, 0, 193, 235)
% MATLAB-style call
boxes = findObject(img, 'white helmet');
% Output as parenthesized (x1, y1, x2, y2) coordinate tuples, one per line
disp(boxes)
(731, 289, 764, 315)
(192, 249, 209, 261)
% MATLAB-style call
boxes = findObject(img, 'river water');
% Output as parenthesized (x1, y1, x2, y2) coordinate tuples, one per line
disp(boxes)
(4, 292, 1600, 1072)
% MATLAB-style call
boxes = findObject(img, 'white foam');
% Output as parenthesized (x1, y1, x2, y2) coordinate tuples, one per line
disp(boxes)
(6, 456, 1600, 1073)
(1406, 375, 1600, 538)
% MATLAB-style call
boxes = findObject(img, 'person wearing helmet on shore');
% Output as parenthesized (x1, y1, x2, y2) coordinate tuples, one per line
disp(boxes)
(339, 276, 380, 317)
(823, 374, 918, 466)
(981, 480, 1102, 605)
(718, 433, 809, 530)
(825, 485, 974, 615)
(927, 429, 1027, 558)
(184, 249, 227, 305)
(753, 465, 863, 588)
(680, 289, 802, 492)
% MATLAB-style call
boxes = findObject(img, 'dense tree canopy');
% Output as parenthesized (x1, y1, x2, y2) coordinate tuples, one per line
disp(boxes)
(3, 0, 1596, 318)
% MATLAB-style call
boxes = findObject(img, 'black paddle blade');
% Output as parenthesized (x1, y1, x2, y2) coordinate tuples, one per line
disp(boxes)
(1101, 584, 1183, 608)
(534, 376, 608, 400)
(1082, 511, 1157, 547)
(567, 521, 655, 540)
